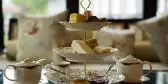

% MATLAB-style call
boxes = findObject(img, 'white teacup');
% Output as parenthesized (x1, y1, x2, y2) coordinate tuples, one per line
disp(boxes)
(116, 55, 152, 82)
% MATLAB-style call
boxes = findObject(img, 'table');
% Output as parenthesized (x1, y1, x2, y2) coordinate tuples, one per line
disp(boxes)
(1, 69, 48, 84)
(0, 70, 168, 84)
(120, 70, 168, 84)
(1, 69, 168, 84)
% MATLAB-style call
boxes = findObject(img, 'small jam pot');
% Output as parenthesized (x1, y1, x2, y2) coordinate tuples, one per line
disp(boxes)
(89, 76, 108, 84)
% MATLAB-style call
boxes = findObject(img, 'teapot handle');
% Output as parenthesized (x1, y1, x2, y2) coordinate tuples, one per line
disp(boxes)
(4, 65, 16, 81)
(142, 61, 152, 76)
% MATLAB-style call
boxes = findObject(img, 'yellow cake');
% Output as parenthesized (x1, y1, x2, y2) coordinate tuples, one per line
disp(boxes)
(69, 13, 87, 23)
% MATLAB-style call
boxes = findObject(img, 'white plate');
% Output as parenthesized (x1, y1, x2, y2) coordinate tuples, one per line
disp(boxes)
(59, 21, 111, 30)
(53, 48, 118, 62)
(51, 61, 70, 66)
(13, 81, 46, 84)
(140, 76, 150, 82)
(122, 76, 150, 83)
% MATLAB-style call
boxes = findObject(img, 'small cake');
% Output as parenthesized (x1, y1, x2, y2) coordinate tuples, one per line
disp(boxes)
(87, 16, 107, 22)
(93, 46, 111, 54)
(71, 40, 95, 54)
(85, 39, 98, 48)
(69, 13, 87, 23)
(87, 16, 100, 22)
(84, 10, 92, 16)
(99, 18, 107, 22)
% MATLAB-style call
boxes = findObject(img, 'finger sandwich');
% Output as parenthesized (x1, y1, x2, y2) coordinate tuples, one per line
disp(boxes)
(71, 40, 95, 54)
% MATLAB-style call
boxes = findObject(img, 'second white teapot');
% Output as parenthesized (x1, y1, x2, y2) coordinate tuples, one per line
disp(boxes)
(116, 55, 152, 82)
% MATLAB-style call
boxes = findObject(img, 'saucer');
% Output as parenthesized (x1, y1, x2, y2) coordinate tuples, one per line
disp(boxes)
(108, 73, 125, 84)
(13, 82, 46, 84)
(140, 76, 150, 82)
(13, 83, 46, 84)
(123, 76, 150, 83)
(51, 61, 70, 66)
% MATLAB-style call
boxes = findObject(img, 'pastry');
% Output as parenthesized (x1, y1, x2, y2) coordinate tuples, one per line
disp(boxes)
(71, 40, 95, 54)
(85, 39, 98, 48)
(93, 46, 111, 54)
(87, 16, 100, 22)
(84, 10, 92, 16)
(99, 18, 107, 22)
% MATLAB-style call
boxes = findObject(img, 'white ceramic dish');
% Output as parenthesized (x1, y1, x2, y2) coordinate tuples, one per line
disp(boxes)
(59, 21, 111, 30)
(53, 48, 118, 62)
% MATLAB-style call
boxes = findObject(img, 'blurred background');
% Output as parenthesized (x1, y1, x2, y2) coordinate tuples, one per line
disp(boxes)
(0, 0, 168, 61)
(1, 1, 168, 84)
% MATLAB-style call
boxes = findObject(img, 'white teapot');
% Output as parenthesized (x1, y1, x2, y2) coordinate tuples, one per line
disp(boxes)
(4, 58, 46, 84)
(115, 55, 152, 82)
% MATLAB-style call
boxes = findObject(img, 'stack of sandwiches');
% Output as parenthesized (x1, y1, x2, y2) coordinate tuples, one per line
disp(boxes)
(63, 39, 111, 54)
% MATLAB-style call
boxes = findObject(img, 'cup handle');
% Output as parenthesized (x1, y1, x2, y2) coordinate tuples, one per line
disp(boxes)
(4, 65, 16, 81)
(142, 61, 152, 76)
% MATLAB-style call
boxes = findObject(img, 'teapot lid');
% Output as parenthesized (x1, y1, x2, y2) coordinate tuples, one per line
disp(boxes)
(119, 55, 142, 63)
(15, 58, 40, 67)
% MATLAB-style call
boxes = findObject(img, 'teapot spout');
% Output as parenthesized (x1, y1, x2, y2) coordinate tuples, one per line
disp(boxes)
(36, 59, 47, 66)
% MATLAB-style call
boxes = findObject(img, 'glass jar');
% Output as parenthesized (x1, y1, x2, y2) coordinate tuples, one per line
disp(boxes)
(66, 69, 89, 84)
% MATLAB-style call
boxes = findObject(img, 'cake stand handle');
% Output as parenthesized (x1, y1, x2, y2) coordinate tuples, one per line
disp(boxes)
(80, 0, 91, 11)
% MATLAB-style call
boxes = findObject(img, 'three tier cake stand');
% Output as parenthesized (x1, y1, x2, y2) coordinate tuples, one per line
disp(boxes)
(53, 0, 118, 78)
